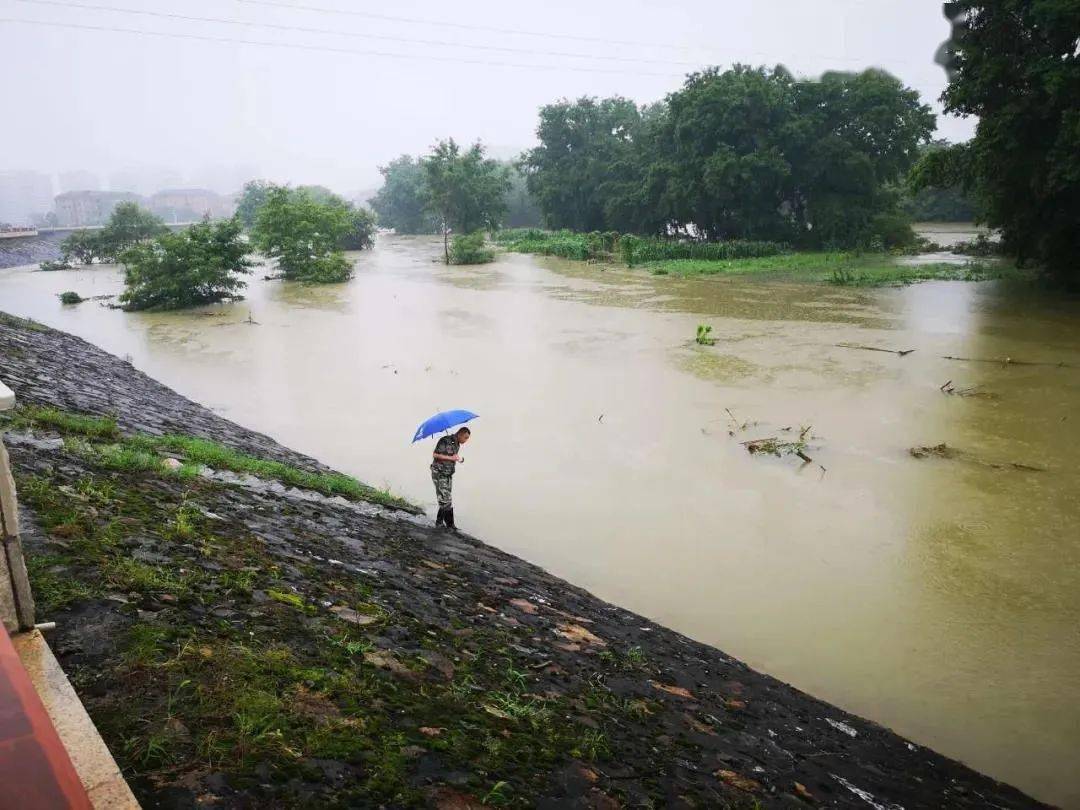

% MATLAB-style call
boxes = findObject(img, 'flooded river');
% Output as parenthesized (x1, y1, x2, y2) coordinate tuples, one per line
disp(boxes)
(1, 236, 1078, 807)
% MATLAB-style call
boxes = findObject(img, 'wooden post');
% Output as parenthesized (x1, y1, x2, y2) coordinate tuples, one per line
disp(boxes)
(0, 378, 35, 632)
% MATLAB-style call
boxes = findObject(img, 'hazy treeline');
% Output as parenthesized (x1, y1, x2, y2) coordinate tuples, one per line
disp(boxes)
(521, 65, 936, 249)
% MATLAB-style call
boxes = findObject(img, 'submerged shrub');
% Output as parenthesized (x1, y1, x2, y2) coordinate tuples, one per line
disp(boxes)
(449, 232, 494, 265)
(119, 217, 253, 311)
(58, 291, 84, 305)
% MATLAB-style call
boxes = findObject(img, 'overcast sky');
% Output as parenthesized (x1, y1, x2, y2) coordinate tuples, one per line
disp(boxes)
(0, 0, 973, 194)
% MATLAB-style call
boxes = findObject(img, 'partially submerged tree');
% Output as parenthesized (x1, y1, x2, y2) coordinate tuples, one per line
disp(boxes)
(422, 139, 510, 262)
(236, 180, 273, 230)
(339, 205, 377, 251)
(251, 186, 355, 282)
(59, 230, 105, 265)
(917, 2, 1080, 281)
(60, 202, 168, 264)
(119, 217, 253, 311)
(370, 155, 438, 234)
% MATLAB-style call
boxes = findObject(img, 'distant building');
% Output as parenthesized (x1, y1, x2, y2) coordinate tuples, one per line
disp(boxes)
(54, 190, 143, 227)
(148, 188, 236, 222)
(108, 168, 184, 197)
(0, 171, 54, 227)
(58, 170, 101, 193)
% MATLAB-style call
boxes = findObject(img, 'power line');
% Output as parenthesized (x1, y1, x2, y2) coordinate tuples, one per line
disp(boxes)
(11, 0, 705, 68)
(236, 0, 891, 66)
(237, 0, 704, 51)
(0, 16, 686, 76)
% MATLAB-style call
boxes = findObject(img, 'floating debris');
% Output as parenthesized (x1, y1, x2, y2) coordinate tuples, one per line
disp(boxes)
(940, 380, 997, 399)
(742, 425, 815, 464)
(909, 443, 1044, 472)
(942, 354, 1077, 369)
(836, 343, 915, 356)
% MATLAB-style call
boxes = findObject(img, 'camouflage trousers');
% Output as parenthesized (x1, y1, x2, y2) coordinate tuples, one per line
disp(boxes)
(431, 471, 453, 508)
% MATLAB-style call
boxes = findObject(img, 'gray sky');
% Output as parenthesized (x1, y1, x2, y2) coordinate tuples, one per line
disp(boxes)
(1, 0, 973, 194)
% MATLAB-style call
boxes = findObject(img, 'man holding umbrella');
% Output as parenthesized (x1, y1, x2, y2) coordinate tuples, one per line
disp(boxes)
(431, 427, 470, 529)
(413, 409, 478, 531)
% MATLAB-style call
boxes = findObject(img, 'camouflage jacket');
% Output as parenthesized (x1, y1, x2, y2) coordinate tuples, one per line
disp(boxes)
(431, 435, 459, 475)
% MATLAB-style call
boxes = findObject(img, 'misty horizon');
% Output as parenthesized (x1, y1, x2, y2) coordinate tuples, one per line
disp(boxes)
(2, 0, 973, 198)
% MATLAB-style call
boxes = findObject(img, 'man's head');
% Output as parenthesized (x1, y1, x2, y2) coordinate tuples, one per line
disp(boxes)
(455, 426, 471, 445)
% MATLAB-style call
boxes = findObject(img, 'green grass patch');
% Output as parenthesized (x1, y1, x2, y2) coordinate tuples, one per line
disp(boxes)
(618, 234, 789, 265)
(8, 405, 119, 439)
(24, 553, 100, 613)
(493, 228, 617, 261)
(267, 588, 306, 609)
(0, 311, 48, 331)
(4, 405, 412, 510)
(641, 251, 1017, 286)
(142, 434, 410, 509)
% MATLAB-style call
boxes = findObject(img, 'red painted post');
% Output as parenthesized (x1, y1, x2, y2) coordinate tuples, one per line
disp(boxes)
(0, 625, 93, 810)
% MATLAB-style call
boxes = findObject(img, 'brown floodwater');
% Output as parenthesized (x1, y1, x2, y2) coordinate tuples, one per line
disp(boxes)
(1, 235, 1078, 807)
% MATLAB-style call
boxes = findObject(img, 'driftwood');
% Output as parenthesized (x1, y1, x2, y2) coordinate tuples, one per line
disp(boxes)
(942, 355, 1077, 369)
(836, 343, 915, 356)
(939, 380, 997, 399)
(909, 443, 1045, 472)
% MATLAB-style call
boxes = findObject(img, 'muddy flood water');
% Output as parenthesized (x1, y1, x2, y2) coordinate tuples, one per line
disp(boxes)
(2, 235, 1079, 807)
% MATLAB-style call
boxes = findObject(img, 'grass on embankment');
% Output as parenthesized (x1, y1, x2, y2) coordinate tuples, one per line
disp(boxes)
(642, 252, 1016, 286)
(3, 405, 411, 510)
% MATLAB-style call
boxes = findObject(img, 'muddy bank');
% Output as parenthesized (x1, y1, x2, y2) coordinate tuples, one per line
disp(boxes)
(0, 312, 1049, 809)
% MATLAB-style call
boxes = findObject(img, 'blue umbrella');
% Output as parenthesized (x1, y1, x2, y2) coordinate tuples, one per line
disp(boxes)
(412, 409, 479, 443)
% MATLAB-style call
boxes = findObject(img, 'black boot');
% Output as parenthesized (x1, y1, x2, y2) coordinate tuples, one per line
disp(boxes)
(435, 507, 447, 527)
(445, 507, 457, 531)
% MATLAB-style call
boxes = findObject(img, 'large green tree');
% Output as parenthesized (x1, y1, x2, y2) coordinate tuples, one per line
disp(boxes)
(788, 69, 935, 246)
(119, 217, 253, 311)
(370, 156, 437, 234)
(523, 67, 933, 247)
(422, 139, 510, 263)
(521, 97, 643, 232)
(251, 186, 355, 283)
(917, 1, 1080, 279)
(657, 66, 797, 241)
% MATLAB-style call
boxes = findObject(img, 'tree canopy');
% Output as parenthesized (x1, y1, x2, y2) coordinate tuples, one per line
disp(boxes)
(422, 139, 511, 262)
(60, 201, 169, 264)
(236, 181, 273, 230)
(916, 1, 1080, 280)
(370, 156, 438, 234)
(522, 66, 935, 248)
(119, 217, 253, 311)
(251, 186, 355, 283)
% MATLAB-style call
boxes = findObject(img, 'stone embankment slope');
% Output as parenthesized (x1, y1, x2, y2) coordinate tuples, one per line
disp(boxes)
(0, 312, 1049, 809)
(0, 233, 65, 270)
